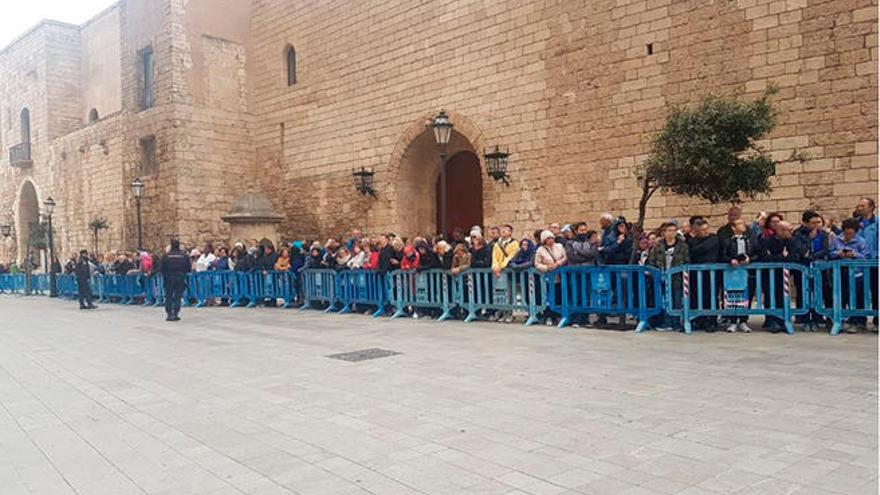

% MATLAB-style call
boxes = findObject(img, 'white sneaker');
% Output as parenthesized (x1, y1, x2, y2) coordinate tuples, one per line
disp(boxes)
(412, 313, 420, 319)
(545, 319, 554, 327)
(503, 315, 514, 324)
(726, 324, 737, 333)
(737, 322, 751, 333)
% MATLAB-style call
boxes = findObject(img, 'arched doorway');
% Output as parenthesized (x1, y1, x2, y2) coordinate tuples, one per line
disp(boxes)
(393, 129, 483, 237)
(16, 180, 39, 265)
(436, 151, 483, 238)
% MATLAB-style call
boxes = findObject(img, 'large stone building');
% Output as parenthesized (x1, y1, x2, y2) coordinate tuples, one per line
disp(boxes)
(0, 0, 876, 262)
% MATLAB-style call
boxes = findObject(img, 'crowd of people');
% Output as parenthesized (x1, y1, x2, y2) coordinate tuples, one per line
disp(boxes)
(2, 197, 876, 332)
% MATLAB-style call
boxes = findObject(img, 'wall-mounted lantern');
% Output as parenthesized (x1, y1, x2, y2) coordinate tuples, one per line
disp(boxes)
(484, 146, 511, 186)
(353, 167, 376, 197)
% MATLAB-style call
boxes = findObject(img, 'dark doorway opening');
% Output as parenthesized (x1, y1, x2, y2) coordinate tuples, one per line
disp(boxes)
(436, 151, 483, 238)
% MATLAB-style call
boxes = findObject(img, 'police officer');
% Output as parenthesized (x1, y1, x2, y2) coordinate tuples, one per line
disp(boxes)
(160, 239, 191, 321)
(75, 249, 96, 310)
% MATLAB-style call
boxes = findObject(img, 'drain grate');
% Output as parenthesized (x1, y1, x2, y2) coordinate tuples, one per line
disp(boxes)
(326, 348, 401, 362)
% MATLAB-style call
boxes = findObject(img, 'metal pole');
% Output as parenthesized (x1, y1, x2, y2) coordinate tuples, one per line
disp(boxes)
(439, 144, 448, 239)
(136, 197, 143, 250)
(48, 214, 57, 297)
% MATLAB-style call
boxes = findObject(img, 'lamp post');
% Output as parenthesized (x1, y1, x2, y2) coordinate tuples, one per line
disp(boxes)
(431, 110, 453, 238)
(43, 196, 57, 298)
(131, 177, 144, 250)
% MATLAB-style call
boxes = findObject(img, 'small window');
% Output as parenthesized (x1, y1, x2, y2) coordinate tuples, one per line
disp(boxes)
(139, 135, 157, 174)
(20, 108, 30, 144)
(139, 47, 155, 110)
(88, 108, 99, 123)
(646, 43, 654, 55)
(285, 45, 297, 86)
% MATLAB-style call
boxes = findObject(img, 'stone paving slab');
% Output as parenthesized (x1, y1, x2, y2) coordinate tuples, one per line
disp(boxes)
(0, 297, 876, 495)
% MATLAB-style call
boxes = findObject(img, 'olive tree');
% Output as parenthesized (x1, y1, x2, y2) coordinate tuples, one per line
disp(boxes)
(631, 86, 781, 260)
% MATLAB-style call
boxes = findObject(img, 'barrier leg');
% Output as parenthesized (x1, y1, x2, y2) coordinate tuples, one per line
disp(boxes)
(635, 319, 648, 333)
(557, 317, 570, 329)
(438, 307, 453, 322)
(830, 266, 843, 336)
(338, 303, 351, 314)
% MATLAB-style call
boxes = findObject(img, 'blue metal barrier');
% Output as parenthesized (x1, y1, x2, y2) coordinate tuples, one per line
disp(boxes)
(336, 270, 387, 317)
(813, 260, 878, 335)
(388, 269, 456, 320)
(57, 274, 78, 299)
(31, 274, 50, 295)
(0, 274, 25, 293)
(665, 263, 811, 335)
(454, 268, 546, 325)
(144, 274, 165, 306)
(301, 269, 340, 311)
(545, 266, 663, 331)
(270, 271, 297, 308)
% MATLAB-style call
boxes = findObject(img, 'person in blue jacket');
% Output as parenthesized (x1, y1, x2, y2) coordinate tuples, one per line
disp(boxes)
(831, 217, 873, 333)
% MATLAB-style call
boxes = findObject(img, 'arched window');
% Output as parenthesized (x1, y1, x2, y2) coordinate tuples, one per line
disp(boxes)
(88, 108, 99, 123)
(20, 108, 30, 144)
(285, 45, 297, 86)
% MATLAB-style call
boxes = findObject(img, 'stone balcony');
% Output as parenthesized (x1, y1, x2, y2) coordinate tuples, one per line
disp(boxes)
(9, 142, 32, 167)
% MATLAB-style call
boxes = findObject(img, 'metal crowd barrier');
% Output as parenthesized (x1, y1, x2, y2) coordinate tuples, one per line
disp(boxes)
(545, 265, 664, 331)
(388, 269, 456, 320)
(4, 263, 879, 336)
(665, 263, 811, 335)
(301, 269, 340, 311)
(336, 270, 387, 317)
(813, 260, 877, 335)
(454, 268, 546, 325)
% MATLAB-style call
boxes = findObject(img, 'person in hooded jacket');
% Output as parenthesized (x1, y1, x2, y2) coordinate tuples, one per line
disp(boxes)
(509, 239, 536, 270)
(686, 218, 720, 331)
(434, 241, 453, 270)
(469, 237, 491, 269)
(564, 222, 600, 327)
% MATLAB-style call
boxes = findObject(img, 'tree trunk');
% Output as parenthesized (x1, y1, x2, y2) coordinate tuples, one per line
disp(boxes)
(629, 178, 658, 264)
(93, 230, 98, 255)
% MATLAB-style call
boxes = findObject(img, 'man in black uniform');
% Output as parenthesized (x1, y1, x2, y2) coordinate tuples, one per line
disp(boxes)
(75, 250, 96, 310)
(160, 239, 191, 321)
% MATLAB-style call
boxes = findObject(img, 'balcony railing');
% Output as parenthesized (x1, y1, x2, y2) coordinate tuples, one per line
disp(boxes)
(9, 142, 31, 167)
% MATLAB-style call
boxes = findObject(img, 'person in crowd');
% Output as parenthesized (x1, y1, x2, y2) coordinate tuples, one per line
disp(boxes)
(686, 218, 720, 331)
(275, 247, 291, 272)
(794, 211, 832, 330)
(261, 243, 278, 272)
(854, 197, 878, 329)
(598, 213, 616, 250)
(435, 241, 453, 270)
(560, 224, 574, 244)
(377, 236, 401, 274)
(509, 239, 535, 270)
(490, 225, 519, 323)
(721, 217, 759, 332)
(335, 247, 352, 270)
(470, 236, 491, 269)
(758, 221, 805, 332)
(647, 222, 690, 331)
(363, 239, 380, 270)
(213, 247, 230, 271)
(548, 222, 564, 245)
(565, 222, 600, 327)
(450, 228, 466, 248)
(64, 253, 77, 275)
(196, 243, 216, 272)
(756, 212, 784, 241)
(139, 251, 154, 275)
(603, 221, 634, 265)
(826, 214, 843, 236)
(159, 239, 191, 322)
(346, 242, 367, 269)
(636, 234, 653, 266)
(831, 218, 873, 333)
(75, 249, 97, 310)
(451, 242, 472, 275)
(534, 230, 568, 326)
(111, 253, 134, 275)
(532, 229, 543, 246)
(486, 226, 501, 250)
(401, 244, 420, 271)
(716, 206, 742, 246)
(303, 245, 323, 270)
(322, 239, 339, 269)
(345, 229, 362, 251)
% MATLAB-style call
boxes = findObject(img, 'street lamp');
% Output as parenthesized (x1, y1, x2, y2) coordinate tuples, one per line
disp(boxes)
(43, 196, 57, 297)
(131, 177, 144, 250)
(353, 167, 376, 197)
(431, 110, 453, 238)
(484, 146, 511, 186)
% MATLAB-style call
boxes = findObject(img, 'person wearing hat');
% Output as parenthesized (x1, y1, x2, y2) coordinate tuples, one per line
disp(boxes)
(160, 239, 191, 321)
(75, 249, 97, 310)
(535, 230, 568, 326)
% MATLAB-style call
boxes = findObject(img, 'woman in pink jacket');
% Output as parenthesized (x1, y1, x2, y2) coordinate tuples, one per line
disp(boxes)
(534, 230, 567, 326)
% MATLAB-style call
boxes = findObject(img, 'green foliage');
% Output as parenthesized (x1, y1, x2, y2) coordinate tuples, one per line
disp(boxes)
(89, 216, 110, 253)
(640, 86, 779, 204)
(27, 221, 52, 250)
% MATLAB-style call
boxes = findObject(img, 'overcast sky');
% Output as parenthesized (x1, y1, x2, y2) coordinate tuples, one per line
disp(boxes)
(1, 1, 117, 49)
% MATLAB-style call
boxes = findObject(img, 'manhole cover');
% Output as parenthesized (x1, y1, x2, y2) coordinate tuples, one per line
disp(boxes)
(326, 348, 401, 362)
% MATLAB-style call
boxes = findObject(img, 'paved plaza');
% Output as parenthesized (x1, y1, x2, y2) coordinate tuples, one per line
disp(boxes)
(0, 297, 876, 495)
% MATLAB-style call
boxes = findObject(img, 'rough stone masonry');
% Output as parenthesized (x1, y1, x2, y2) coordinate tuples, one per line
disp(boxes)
(0, 0, 876, 262)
